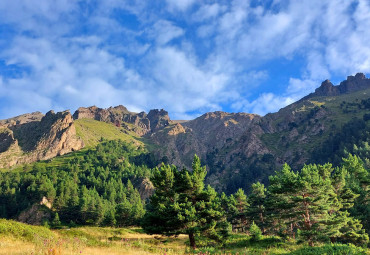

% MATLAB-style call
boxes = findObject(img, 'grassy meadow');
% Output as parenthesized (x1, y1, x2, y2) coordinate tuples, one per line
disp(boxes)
(0, 219, 368, 255)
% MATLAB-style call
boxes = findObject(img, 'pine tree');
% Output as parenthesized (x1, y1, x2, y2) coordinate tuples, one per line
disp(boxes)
(142, 155, 230, 249)
(51, 212, 61, 227)
(248, 182, 266, 233)
(342, 154, 370, 234)
(228, 189, 249, 232)
(249, 221, 262, 241)
(265, 163, 298, 238)
(267, 162, 369, 246)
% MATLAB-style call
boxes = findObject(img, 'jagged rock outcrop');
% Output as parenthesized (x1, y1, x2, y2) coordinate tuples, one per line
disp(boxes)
(18, 197, 52, 225)
(0, 111, 84, 168)
(73, 105, 171, 135)
(306, 73, 370, 99)
(32, 110, 84, 160)
(147, 109, 170, 131)
(135, 177, 155, 201)
(0, 112, 43, 128)
(314, 80, 338, 96)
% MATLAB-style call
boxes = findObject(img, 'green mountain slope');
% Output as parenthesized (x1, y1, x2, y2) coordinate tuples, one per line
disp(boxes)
(74, 118, 143, 148)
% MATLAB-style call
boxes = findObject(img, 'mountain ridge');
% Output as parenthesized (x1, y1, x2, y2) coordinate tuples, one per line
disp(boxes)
(1, 73, 370, 194)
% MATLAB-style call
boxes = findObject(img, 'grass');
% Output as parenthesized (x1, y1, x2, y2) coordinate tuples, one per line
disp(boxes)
(74, 118, 143, 148)
(259, 88, 370, 159)
(0, 220, 368, 255)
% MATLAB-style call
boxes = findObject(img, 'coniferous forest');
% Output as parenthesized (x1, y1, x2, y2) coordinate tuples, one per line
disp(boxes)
(0, 139, 369, 253)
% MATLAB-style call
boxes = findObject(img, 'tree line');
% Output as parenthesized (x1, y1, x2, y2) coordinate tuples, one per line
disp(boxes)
(0, 140, 369, 249)
(143, 155, 369, 248)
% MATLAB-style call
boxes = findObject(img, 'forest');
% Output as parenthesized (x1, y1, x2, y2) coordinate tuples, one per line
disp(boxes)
(0, 139, 369, 253)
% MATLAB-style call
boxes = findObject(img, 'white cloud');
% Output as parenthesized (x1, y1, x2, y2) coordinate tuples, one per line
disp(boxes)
(147, 46, 229, 113)
(0, 35, 148, 117)
(1, 0, 370, 120)
(148, 20, 184, 45)
(192, 3, 226, 22)
(286, 78, 318, 98)
(236, 93, 295, 116)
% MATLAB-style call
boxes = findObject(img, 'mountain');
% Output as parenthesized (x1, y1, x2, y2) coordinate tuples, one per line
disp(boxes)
(144, 73, 370, 192)
(1, 73, 370, 193)
(0, 110, 83, 168)
(73, 105, 171, 135)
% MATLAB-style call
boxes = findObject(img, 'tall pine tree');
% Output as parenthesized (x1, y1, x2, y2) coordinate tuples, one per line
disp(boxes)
(142, 155, 230, 249)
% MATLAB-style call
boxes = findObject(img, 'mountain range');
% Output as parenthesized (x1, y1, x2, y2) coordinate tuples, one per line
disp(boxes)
(1, 73, 370, 193)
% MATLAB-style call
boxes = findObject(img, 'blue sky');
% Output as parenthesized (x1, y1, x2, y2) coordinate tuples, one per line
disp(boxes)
(0, 0, 369, 120)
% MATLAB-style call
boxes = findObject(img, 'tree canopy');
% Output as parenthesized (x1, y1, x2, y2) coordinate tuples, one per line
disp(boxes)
(142, 155, 230, 249)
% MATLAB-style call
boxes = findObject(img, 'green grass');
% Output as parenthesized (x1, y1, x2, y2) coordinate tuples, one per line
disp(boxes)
(0, 219, 55, 242)
(0, 220, 368, 255)
(74, 118, 143, 148)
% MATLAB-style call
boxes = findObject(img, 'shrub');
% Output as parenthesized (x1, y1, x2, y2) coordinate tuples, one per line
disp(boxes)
(249, 221, 262, 242)
(288, 243, 367, 255)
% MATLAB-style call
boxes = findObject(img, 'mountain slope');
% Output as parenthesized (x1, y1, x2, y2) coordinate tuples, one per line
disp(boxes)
(144, 73, 370, 192)
(0, 73, 369, 194)
(0, 111, 83, 168)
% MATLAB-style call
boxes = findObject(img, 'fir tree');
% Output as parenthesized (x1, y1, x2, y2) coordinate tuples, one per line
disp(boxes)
(142, 155, 230, 249)
(51, 212, 61, 227)
(248, 182, 266, 233)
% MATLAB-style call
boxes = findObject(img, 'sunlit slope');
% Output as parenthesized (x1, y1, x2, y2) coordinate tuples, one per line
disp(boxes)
(74, 118, 143, 148)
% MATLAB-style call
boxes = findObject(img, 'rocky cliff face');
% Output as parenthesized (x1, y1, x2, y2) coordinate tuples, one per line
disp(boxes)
(148, 111, 260, 167)
(73, 106, 171, 135)
(0, 111, 84, 168)
(305, 73, 370, 99)
(0, 112, 44, 127)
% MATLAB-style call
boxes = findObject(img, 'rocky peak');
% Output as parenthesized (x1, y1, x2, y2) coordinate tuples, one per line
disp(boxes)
(109, 105, 129, 113)
(0, 111, 44, 128)
(338, 72, 369, 93)
(314, 79, 338, 96)
(73, 105, 172, 135)
(147, 109, 170, 131)
(306, 73, 370, 99)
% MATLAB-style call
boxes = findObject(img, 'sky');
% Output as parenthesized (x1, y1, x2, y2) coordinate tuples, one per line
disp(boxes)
(0, 0, 370, 120)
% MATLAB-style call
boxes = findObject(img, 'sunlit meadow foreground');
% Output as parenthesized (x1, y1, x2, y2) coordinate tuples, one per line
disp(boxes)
(0, 219, 368, 255)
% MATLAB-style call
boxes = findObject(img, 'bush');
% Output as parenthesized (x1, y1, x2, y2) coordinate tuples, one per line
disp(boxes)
(249, 221, 262, 241)
(288, 243, 367, 255)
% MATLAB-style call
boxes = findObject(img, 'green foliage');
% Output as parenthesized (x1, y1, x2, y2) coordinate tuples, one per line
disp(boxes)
(287, 243, 367, 255)
(51, 212, 61, 228)
(0, 140, 151, 227)
(249, 221, 262, 241)
(0, 219, 55, 242)
(266, 160, 369, 246)
(248, 182, 266, 233)
(142, 155, 230, 249)
(225, 188, 249, 232)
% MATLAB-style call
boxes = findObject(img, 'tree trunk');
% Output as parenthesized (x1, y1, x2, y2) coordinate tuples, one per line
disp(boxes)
(189, 233, 196, 249)
(259, 207, 265, 234)
(308, 239, 314, 247)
